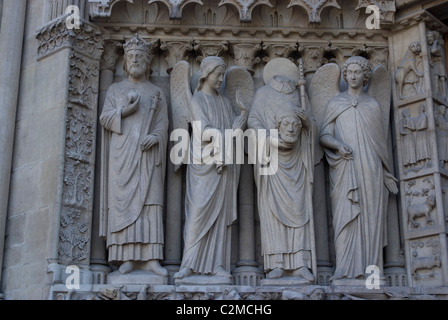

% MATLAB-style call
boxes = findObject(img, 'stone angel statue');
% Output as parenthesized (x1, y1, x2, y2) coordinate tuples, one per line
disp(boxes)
(169, 56, 255, 284)
(311, 56, 398, 283)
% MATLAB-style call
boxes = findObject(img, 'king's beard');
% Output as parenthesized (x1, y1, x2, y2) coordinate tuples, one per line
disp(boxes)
(128, 65, 146, 80)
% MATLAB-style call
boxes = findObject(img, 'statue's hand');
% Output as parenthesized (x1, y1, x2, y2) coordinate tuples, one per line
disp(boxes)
(294, 108, 310, 128)
(233, 111, 248, 130)
(384, 172, 399, 194)
(236, 90, 248, 112)
(337, 143, 353, 160)
(122, 93, 140, 118)
(151, 92, 161, 110)
(140, 135, 158, 151)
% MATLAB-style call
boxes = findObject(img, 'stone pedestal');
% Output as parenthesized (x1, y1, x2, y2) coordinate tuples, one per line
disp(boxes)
(175, 275, 233, 286)
(107, 270, 168, 285)
(261, 277, 313, 287)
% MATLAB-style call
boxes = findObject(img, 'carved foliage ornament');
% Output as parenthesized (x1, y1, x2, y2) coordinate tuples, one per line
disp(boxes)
(37, 16, 104, 264)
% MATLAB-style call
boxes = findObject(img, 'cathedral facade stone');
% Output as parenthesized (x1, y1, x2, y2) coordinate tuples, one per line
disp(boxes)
(1, 0, 448, 300)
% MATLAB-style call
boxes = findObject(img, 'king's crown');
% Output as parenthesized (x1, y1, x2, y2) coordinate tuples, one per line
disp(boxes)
(124, 34, 149, 53)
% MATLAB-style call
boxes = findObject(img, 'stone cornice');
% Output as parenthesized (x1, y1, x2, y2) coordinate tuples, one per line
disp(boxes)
(392, 9, 448, 33)
(94, 23, 390, 44)
(88, 0, 398, 24)
(37, 15, 104, 60)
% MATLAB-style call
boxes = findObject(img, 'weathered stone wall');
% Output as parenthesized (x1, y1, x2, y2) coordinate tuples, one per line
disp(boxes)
(2, 0, 448, 300)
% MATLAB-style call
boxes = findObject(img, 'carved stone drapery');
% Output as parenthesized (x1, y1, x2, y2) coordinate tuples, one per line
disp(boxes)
(37, 18, 104, 265)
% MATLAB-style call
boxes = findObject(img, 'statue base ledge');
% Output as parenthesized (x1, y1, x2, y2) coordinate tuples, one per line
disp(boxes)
(175, 275, 233, 286)
(107, 270, 168, 285)
(261, 277, 313, 287)
(330, 278, 387, 287)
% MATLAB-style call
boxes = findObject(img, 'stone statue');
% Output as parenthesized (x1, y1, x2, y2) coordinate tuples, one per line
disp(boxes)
(99, 35, 169, 279)
(247, 58, 317, 283)
(317, 56, 398, 283)
(413, 104, 431, 169)
(427, 30, 447, 99)
(395, 41, 424, 100)
(170, 56, 252, 283)
(400, 109, 417, 173)
(435, 105, 448, 168)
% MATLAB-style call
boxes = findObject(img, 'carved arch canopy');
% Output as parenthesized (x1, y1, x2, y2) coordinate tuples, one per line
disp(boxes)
(89, 0, 396, 24)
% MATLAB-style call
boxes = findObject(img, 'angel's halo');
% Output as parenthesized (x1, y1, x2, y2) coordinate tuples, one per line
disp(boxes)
(263, 57, 300, 85)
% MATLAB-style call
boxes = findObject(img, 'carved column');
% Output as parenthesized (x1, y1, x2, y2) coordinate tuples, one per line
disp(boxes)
(299, 45, 333, 285)
(229, 42, 262, 75)
(162, 41, 195, 283)
(363, 45, 407, 286)
(160, 40, 193, 74)
(193, 40, 229, 62)
(229, 42, 263, 285)
(37, 18, 104, 286)
(329, 43, 367, 67)
(261, 42, 297, 63)
(233, 162, 263, 285)
(90, 40, 121, 283)
(0, 0, 27, 286)
(390, 11, 448, 287)
(298, 44, 330, 77)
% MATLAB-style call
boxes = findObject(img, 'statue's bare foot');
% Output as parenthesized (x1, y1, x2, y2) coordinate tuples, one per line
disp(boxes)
(174, 267, 192, 280)
(119, 261, 135, 274)
(293, 267, 315, 282)
(145, 260, 168, 276)
(267, 268, 284, 279)
(214, 266, 231, 278)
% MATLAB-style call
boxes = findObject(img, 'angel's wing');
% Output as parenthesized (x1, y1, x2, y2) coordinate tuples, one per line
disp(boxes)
(308, 63, 341, 165)
(170, 60, 193, 171)
(170, 60, 193, 131)
(367, 65, 392, 139)
(221, 66, 255, 114)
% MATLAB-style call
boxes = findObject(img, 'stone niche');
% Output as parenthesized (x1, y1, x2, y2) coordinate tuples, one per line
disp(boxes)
(18, 0, 448, 300)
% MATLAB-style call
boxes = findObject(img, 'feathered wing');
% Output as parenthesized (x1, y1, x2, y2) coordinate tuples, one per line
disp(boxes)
(170, 60, 193, 170)
(308, 63, 341, 165)
(221, 66, 255, 114)
(367, 65, 392, 140)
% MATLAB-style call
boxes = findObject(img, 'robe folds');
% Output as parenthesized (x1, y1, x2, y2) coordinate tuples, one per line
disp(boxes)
(248, 76, 316, 272)
(180, 91, 240, 274)
(99, 80, 169, 263)
(320, 92, 391, 279)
